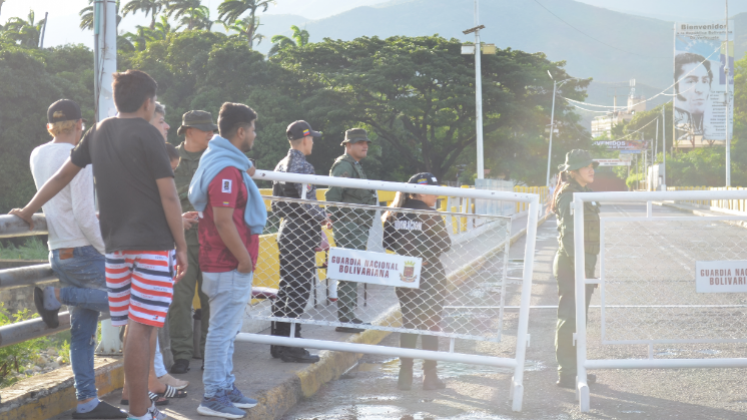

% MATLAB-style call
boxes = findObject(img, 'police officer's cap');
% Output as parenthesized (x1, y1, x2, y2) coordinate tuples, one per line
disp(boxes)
(287, 120, 322, 140)
(557, 149, 599, 172)
(407, 172, 439, 186)
(341, 128, 370, 146)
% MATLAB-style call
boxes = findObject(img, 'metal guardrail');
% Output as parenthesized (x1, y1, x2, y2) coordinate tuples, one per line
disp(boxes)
(0, 214, 72, 348)
(0, 213, 277, 350)
(0, 214, 47, 239)
(0, 264, 57, 289)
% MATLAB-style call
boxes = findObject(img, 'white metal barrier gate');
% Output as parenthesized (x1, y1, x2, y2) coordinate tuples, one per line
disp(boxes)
(236, 170, 540, 411)
(573, 190, 747, 412)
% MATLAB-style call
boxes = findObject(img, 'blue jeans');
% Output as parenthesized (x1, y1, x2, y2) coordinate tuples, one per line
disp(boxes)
(201, 270, 253, 398)
(50, 246, 110, 401)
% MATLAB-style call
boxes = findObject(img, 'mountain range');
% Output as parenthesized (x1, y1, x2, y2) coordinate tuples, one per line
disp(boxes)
(4, 0, 744, 115)
(258, 0, 746, 116)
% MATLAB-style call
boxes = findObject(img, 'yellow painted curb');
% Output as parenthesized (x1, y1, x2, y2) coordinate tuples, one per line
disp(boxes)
(0, 358, 122, 420)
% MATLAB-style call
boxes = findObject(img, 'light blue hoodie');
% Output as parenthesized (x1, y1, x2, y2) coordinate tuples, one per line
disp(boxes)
(188, 135, 267, 235)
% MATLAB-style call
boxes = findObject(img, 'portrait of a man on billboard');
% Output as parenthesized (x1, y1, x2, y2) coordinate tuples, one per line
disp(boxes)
(674, 52, 713, 142)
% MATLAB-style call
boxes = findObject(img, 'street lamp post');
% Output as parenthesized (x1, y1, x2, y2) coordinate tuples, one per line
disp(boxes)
(725, 0, 731, 187)
(662, 105, 666, 190)
(546, 72, 557, 188)
(462, 0, 486, 180)
(545, 73, 584, 187)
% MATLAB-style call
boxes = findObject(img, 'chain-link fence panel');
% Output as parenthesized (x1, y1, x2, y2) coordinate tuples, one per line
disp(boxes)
(570, 191, 747, 412)
(601, 217, 747, 344)
(583, 216, 747, 365)
(250, 195, 515, 342)
(242, 170, 541, 411)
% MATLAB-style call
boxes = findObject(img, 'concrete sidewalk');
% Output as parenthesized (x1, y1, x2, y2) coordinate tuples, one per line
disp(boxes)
(39, 211, 545, 420)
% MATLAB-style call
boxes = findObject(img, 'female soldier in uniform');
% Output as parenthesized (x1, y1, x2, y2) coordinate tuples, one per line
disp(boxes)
(383, 173, 451, 391)
(551, 149, 600, 388)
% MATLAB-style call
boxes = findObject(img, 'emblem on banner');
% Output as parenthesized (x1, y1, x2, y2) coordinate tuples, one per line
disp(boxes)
(400, 260, 418, 283)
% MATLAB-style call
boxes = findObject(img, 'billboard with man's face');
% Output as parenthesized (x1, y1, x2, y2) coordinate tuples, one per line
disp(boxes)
(674, 21, 734, 148)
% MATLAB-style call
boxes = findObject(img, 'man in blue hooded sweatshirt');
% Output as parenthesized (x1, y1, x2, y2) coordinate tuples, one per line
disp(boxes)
(188, 102, 267, 419)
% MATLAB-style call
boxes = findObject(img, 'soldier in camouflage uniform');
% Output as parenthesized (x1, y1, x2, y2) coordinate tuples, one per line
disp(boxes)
(270, 121, 325, 363)
(551, 149, 600, 388)
(168, 110, 218, 374)
(325, 128, 378, 333)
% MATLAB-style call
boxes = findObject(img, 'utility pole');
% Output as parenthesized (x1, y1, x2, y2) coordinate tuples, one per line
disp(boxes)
(92, 0, 120, 356)
(655, 118, 659, 191)
(94, 0, 117, 122)
(545, 75, 557, 187)
(461, 4, 486, 180)
(662, 105, 667, 190)
(725, 0, 731, 187)
(38, 12, 48, 48)
(642, 133, 647, 190)
(474, 0, 484, 180)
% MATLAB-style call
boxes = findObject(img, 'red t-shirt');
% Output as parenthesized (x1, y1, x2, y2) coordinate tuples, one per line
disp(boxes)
(198, 167, 259, 273)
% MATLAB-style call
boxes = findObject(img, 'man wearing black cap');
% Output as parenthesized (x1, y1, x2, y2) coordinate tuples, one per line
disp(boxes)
(326, 128, 378, 333)
(269, 120, 325, 363)
(27, 99, 126, 418)
(169, 110, 219, 374)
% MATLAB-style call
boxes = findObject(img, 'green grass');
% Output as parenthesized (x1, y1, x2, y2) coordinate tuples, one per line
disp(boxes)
(0, 237, 48, 260)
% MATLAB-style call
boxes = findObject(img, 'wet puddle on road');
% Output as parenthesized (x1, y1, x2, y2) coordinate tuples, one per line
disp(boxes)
(354, 358, 547, 378)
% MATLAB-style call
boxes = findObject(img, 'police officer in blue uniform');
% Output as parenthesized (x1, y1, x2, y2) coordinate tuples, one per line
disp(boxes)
(270, 121, 327, 364)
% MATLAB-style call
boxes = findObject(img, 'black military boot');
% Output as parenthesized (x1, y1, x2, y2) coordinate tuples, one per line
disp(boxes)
(421, 335, 445, 390)
(271, 321, 290, 359)
(557, 373, 596, 388)
(398, 358, 414, 390)
(422, 363, 446, 390)
(278, 347, 320, 363)
(398, 333, 418, 390)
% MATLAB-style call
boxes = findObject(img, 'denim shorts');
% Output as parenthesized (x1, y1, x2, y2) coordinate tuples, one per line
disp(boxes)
(49, 246, 107, 291)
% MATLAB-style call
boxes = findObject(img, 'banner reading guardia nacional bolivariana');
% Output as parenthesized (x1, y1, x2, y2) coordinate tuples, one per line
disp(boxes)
(674, 21, 734, 148)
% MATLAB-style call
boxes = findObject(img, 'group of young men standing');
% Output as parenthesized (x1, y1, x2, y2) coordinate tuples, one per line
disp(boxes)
(10, 68, 380, 419)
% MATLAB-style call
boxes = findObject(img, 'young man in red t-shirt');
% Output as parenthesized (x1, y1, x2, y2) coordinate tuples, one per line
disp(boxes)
(188, 103, 266, 419)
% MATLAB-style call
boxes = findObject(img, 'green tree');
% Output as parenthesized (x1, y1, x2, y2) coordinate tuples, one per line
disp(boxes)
(123, 26, 154, 51)
(163, 0, 202, 28)
(122, 0, 165, 29)
(0, 44, 96, 212)
(223, 16, 264, 45)
(151, 15, 176, 40)
(272, 35, 589, 181)
(2, 11, 46, 48)
(268, 25, 308, 57)
(217, 0, 272, 49)
(79, 0, 123, 31)
(176, 5, 214, 31)
(79, 2, 93, 30)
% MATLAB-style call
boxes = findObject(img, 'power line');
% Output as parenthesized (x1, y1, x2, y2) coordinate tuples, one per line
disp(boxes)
(595, 109, 669, 143)
(530, 0, 669, 59)
(567, 103, 613, 113)
(558, 44, 720, 110)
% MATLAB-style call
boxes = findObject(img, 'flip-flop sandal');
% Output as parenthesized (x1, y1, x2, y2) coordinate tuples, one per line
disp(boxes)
(157, 374, 189, 390)
(158, 384, 187, 399)
(120, 391, 169, 406)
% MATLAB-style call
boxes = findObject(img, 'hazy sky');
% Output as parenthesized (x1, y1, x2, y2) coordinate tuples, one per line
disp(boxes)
(1, 0, 743, 49)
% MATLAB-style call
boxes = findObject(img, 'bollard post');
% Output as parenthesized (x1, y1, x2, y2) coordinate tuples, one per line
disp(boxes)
(95, 319, 122, 355)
